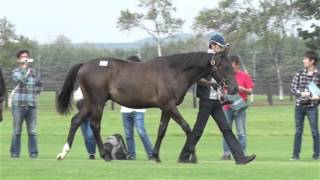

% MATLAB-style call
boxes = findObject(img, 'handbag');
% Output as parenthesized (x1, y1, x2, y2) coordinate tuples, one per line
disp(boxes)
(224, 93, 248, 113)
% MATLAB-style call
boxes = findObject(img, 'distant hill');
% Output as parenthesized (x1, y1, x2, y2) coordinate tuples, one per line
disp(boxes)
(72, 33, 194, 49)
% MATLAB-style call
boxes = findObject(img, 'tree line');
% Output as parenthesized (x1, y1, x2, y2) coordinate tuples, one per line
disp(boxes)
(0, 0, 319, 100)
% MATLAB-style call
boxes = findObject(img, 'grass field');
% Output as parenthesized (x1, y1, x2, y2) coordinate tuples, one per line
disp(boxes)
(0, 92, 319, 180)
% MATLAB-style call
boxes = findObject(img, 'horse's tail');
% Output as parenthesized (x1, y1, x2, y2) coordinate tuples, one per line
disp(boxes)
(56, 63, 84, 115)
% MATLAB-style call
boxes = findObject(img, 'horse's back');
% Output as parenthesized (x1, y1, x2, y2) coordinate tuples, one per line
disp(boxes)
(75, 54, 207, 108)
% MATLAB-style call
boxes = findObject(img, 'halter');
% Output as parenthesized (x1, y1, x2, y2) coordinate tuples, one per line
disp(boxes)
(210, 54, 228, 88)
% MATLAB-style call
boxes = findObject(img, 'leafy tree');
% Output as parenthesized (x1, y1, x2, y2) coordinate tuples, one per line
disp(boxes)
(139, 42, 158, 60)
(117, 0, 184, 56)
(0, 17, 16, 45)
(0, 17, 38, 87)
(294, 0, 320, 50)
(194, 0, 297, 100)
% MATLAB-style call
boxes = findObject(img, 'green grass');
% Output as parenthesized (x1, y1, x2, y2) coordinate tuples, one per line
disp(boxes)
(0, 92, 319, 180)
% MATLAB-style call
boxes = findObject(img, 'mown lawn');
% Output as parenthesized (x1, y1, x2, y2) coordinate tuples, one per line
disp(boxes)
(0, 92, 319, 180)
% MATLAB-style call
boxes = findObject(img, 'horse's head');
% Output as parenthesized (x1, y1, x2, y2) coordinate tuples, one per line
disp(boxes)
(209, 50, 238, 95)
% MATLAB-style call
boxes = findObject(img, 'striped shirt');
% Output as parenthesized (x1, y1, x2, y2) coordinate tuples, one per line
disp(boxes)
(290, 69, 320, 107)
(12, 68, 41, 106)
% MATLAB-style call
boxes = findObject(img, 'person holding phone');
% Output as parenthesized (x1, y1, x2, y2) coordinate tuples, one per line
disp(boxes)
(10, 49, 41, 158)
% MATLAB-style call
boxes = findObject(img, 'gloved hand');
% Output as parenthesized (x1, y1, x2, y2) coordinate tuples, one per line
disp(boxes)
(220, 96, 232, 105)
(211, 82, 219, 90)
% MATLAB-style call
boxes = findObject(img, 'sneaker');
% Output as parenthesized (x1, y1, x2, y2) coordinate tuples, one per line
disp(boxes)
(89, 154, 95, 160)
(221, 154, 231, 160)
(30, 154, 38, 159)
(11, 154, 19, 158)
(290, 156, 300, 160)
(128, 155, 135, 160)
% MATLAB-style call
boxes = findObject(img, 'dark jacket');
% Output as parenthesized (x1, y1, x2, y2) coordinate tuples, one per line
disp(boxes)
(196, 74, 213, 100)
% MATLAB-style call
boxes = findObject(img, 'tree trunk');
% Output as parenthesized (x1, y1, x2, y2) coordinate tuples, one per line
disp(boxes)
(267, 90, 273, 106)
(265, 82, 273, 106)
(157, 42, 162, 57)
(274, 52, 284, 100)
(192, 85, 197, 108)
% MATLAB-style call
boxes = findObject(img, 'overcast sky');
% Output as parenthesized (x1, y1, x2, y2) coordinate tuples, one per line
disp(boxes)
(0, 0, 217, 43)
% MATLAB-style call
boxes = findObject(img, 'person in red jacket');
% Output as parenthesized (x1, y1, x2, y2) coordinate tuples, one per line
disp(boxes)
(222, 55, 254, 160)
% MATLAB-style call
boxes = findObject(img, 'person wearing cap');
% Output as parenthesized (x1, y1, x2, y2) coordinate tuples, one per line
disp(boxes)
(10, 49, 42, 158)
(120, 55, 154, 160)
(179, 34, 255, 165)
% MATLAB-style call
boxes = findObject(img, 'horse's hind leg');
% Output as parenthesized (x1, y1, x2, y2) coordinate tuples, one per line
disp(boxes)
(151, 111, 170, 163)
(89, 103, 111, 161)
(57, 109, 90, 160)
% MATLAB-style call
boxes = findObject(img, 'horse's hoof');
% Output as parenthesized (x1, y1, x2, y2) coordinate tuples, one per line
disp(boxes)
(102, 154, 112, 161)
(178, 158, 191, 163)
(178, 153, 192, 163)
(150, 157, 161, 163)
(190, 158, 198, 164)
(190, 155, 198, 164)
(57, 153, 64, 160)
(104, 158, 112, 161)
(149, 154, 161, 163)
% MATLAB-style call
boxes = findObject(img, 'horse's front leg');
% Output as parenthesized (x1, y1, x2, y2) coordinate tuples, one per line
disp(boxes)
(57, 111, 88, 160)
(151, 111, 170, 163)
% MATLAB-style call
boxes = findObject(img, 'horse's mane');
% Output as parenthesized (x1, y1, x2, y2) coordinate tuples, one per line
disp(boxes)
(95, 51, 229, 70)
(154, 52, 211, 70)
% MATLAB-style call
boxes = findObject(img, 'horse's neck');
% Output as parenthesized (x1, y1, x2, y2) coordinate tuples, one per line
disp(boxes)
(174, 55, 211, 85)
(182, 67, 210, 86)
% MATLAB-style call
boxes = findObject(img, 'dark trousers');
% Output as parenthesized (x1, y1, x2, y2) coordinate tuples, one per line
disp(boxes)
(293, 106, 319, 158)
(182, 99, 245, 161)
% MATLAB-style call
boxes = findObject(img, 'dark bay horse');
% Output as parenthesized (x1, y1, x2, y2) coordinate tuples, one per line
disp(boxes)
(0, 67, 6, 122)
(56, 51, 238, 162)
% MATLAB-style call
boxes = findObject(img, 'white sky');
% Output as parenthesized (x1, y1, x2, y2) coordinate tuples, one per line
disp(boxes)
(0, 0, 217, 43)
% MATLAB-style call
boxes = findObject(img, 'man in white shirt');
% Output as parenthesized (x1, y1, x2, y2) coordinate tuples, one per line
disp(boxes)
(121, 56, 153, 160)
(121, 106, 153, 160)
